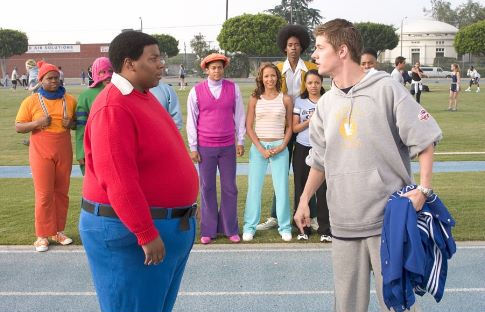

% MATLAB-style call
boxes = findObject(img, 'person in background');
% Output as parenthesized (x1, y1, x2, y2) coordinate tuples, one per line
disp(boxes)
(448, 63, 461, 111)
(360, 47, 378, 72)
(11, 67, 19, 90)
(81, 70, 86, 85)
(20, 73, 28, 87)
(258, 23, 318, 232)
(179, 64, 186, 90)
(58, 66, 64, 86)
(186, 53, 246, 244)
(292, 69, 331, 242)
(75, 57, 114, 175)
(15, 62, 77, 252)
(25, 59, 40, 92)
(150, 61, 183, 129)
(87, 65, 94, 86)
(243, 63, 293, 242)
(391, 56, 406, 86)
(79, 31, 198, 312)
(410, 61, 426, 103)
(465, 65, 480, 92)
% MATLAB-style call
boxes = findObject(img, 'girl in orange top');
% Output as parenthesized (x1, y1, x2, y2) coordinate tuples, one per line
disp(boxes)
(15, 63, 77, 252)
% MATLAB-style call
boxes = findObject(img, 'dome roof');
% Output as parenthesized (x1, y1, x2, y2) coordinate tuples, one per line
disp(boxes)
(397, 17, 458, 34)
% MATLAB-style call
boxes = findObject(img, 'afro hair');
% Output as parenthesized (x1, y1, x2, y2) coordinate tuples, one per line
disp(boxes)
(277, 24, 311, 54)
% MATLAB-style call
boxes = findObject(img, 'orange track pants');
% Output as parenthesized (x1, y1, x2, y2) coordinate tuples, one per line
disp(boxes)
(29, 130, 72, 237)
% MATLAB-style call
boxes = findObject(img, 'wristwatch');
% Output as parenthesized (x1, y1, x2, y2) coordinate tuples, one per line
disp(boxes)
(417, 185, 434, 198)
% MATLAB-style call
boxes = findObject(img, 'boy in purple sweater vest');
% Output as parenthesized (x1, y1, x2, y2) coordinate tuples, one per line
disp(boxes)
(186, 53, 246, 244)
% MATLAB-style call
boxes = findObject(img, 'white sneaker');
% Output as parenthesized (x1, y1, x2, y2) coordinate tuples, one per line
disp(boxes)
(297, 233, 308, 240)
(477, 88, 480, 93)
(320, 235, 332, 243)
(465, 87, 471, 92)
(310, 217, 319, 231)
(242, 232, 254, 241)
(281, 232, 292, 242)
(256, 217, 278, 230)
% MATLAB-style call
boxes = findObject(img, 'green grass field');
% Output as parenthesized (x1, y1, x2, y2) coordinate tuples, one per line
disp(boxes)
(0, 80, 484, 244)
(0, 82, 484, 165)
(0, 172, 484, 244)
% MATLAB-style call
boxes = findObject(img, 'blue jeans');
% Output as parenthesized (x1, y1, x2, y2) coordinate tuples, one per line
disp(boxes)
(244, 141, 291, 234)
(79, 208, 195, 312)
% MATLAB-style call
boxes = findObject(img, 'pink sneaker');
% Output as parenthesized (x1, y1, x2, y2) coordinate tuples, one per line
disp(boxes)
(200, 236, 212, 244)
(228, 235, 240, 243)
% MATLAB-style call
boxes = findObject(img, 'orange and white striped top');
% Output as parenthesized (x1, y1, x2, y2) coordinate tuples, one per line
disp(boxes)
(254, 93, 286, 139)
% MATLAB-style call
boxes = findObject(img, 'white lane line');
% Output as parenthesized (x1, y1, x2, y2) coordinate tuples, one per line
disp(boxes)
(1, 288, 485, 296)
(0, 245, 484, 253)
(434, 152, 485, 155)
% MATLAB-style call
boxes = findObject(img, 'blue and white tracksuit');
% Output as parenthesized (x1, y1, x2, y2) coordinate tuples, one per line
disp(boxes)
(381, 185, 456, 312)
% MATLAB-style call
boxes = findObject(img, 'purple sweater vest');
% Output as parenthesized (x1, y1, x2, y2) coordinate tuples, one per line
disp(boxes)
(195, 80, 236, 147)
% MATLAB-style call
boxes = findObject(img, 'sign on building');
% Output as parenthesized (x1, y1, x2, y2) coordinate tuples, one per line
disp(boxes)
(100, 46, 109, 53)
(27, 45, 81, 54)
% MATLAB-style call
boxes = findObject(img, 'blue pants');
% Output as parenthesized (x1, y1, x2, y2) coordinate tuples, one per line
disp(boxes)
(79, 209, 195, 312)
(244, 141, 291, 234)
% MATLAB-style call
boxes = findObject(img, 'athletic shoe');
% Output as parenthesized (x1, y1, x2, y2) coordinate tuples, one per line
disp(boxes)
(310, 217, 319, 231)
(242, 232, 254, 241)
(50, 232, 72, 245)
(256, 217, 277, 230)
(34, 237, 49, 252)
(281, 232, 292, 242)
(228, 235, 241, 243)
(200, 236, 212, 244)
(320, 235, 332, 243)
(297, 233, 308, 240)
(465, 87, 471, 92)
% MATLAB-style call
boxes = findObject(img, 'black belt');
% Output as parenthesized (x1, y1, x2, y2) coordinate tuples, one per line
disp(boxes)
(81, 199, 196, 231)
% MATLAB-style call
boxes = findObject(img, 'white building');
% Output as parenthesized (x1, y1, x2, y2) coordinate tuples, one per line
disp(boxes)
(382, 17, 459, 66)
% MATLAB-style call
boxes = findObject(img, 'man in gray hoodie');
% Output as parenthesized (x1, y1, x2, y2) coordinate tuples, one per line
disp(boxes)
(294, 19, 442, 312)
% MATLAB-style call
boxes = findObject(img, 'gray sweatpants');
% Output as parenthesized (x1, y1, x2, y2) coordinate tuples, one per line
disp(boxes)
(332, 235, 420, 312)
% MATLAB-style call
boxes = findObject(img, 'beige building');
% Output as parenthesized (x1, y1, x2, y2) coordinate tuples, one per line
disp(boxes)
(383, 17, 459, 66)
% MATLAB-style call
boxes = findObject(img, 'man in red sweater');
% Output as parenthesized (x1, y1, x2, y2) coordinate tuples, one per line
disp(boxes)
(79, 31, 199, 312)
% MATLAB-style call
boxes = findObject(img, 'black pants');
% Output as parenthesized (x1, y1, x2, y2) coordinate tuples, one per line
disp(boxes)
(410, 83, 421, 103)
(292, 142, 330, 235)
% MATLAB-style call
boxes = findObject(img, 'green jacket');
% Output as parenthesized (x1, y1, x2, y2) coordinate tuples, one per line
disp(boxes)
(75, 85, 104, 162)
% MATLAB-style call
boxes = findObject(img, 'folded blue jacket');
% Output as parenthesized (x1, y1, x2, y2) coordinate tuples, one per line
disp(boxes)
(381, 185, 456, 312)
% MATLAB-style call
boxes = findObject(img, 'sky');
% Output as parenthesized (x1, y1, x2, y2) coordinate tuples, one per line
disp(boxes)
(1, 0, 474, 52)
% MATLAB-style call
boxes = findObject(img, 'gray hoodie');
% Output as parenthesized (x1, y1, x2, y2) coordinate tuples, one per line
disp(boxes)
(307, 70, 442, 238)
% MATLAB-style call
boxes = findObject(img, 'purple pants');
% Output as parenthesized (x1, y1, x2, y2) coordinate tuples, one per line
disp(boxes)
(198, 145, 238, 237)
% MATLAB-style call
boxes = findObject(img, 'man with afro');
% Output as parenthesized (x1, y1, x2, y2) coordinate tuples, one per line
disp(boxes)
(257, 24, 319, 233)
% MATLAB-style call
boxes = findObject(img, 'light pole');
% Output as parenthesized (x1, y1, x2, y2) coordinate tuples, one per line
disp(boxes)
(226, 0, 228, 21)
(400, 16, 407, 57)
(139, 17, 143, 32)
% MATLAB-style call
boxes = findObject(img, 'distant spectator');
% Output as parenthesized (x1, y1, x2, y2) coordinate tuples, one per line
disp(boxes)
(179, 64, 186, 90)
(391, 56, 406, 85)
(15, 62, 77, 252)
(20, 73, 28, 87)
(411, 62, 426, 103)
(360, 47, 378, 72)
(11, 67, 19, 90)
(58, 66, 64, 86)
(465, 66, 480, 93)
(87, 65, 94, 85)
(25, 59, 40, 92)
(448, 63, 461, 111)
(81, 70, 86, 85)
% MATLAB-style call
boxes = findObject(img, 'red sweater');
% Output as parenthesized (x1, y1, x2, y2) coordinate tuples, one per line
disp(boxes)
(82, 84, 199, 245)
